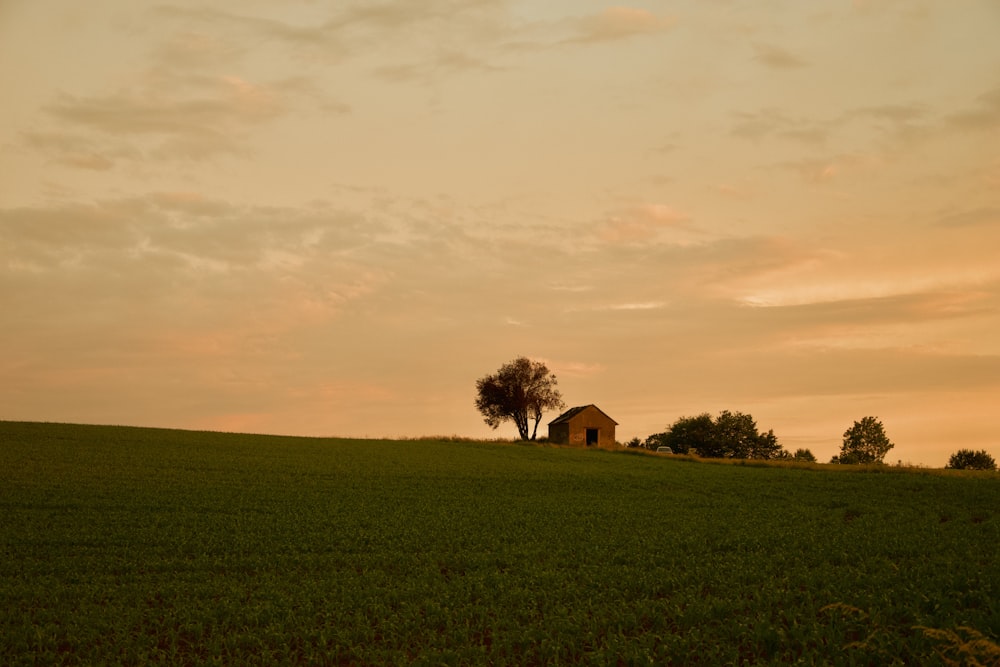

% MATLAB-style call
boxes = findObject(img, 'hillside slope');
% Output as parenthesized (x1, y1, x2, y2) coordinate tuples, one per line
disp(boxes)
(2, 421, 998, 664)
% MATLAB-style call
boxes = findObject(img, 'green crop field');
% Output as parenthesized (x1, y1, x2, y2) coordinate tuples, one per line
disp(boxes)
(1, 421, 998, 665)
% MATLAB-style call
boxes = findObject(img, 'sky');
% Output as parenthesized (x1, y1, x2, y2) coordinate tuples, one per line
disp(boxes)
(2, 1, 999, 466)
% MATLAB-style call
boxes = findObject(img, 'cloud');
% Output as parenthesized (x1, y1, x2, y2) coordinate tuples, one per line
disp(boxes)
(0, 193, 414, 435)
(0, 193, 388, 299)
(549, 360, 606, 378)
(374, 50, 504, 83)
(934, 207, 1000, 228)
(334, 0, 503, 31)
(982, 162, 1000, 190)
(153, 30, 246, 69)
(565, 7, 676, 44)
(645, 235, 831, 300)
(2, 190, 593, 380)
(608, 302, 665, 311)
(947, 85, 1000, 132)
(722, 210, 1000, 325)
(143, 1, 515, 111)
(850, 0, 931, 19)
(846, 103, 934, 148)
(20, 131, 128, 171)
(548, 283, 593, 293)
(153, 5, 346, 55)
(731, 109, 830, 144)
(596, 203, 693, 243)
(733, 101, 934, 153)
(748, 288, 997, 326)
(701, 346, 1000, 400)
(854, 103, 928, 125)
(564, 301, 666, 313)
(28, 66, 348, 167)
(782, 153, 880, 184)
(155, 0, 507, 61)
(788, 159, 840, 183)
(715, 183, 754, 200)
(33, 74, 290, 164)
(752, 43, 808, 69)
(48, 75, 281, 134)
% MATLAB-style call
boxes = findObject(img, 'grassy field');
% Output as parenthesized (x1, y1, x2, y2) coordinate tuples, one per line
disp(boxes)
(1, 421, 998, 665)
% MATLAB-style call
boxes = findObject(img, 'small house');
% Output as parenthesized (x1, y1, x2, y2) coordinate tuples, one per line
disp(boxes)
(548, 405, 618, 447)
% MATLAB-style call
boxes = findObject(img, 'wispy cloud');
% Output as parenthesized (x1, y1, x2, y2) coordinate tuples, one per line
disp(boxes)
(853, 103, 928, 125)
(596, 203, 693, 243)
(20, 131, 129, 171)
(564, 7, 676, 44)
(752, 43, 808, 70)
(153, 30, 246, 69)
(744, 287, 997, 323)
(549, 360, 606, 378)
(559, 300, 667, 315)
(781, 153, 881, 184)
(934, 207, 1000, 228)
(156, 0, 507, 60)
(374, 50, 504, 83)
(32, 74, 290, 165)
(153, 5, 347, 56)
(47, 75, 282, 133)
(608, 301, 665, 311)
(27, 68, 347, 168)
(548, 283, 593, 294)
(654, 236, 832, 300)
(731, 109, 830, 144)
(0, 193, 388, 298)
(947, 85, 1000, 132)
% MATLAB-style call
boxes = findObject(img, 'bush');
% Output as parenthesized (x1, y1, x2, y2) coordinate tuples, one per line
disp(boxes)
(946, 449, 997, 471)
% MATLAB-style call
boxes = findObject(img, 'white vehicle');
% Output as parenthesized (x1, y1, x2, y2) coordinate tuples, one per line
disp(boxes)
(656, 446, 673, 454)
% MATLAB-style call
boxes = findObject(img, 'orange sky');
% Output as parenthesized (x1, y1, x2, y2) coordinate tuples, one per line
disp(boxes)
(2, 1, 999, 465)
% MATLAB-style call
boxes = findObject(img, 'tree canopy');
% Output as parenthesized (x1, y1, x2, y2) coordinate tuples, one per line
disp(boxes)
(474, 357, 565, 441)
(946, 449, 997, 471)
(645, 413, 714, 455)
(791, 448, 817, 463)
(644, 410, 785, 459)
(839, 416, 894, 464)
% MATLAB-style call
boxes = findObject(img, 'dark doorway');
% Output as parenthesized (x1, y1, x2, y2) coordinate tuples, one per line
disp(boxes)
(586, 428, 599, 446)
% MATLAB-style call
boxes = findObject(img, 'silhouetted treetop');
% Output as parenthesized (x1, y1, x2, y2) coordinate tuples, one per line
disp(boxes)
(474, 357, 565, 441)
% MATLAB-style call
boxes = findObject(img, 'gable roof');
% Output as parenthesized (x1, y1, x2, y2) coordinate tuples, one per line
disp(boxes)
(548, 404, 618, 426)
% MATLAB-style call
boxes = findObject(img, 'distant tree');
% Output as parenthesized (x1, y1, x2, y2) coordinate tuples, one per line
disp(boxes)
(474, 357, 565, 441)
(839, 416, 894, 464)
(714, 411, 786, 459)
(642, 431, 669, 451)
(624, 437, 643, 449)
(712, 410, 760, 458)
(752, 429, 785, 460)
(946, 449, 997, 471)
(791, 448, 817, 463)
(649, 413, 715, 455)
(645, 411, 785, 459)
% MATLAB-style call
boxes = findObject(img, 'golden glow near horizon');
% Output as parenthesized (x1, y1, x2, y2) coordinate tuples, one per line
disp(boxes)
(2, 1, 998, 465)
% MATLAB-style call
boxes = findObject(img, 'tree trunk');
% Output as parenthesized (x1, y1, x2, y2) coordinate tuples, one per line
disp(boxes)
(514, 410, 529, 440)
